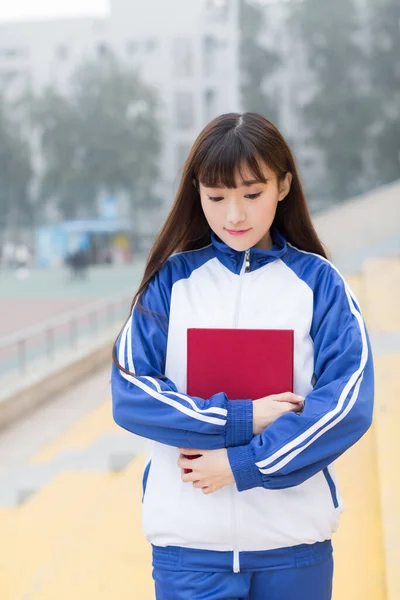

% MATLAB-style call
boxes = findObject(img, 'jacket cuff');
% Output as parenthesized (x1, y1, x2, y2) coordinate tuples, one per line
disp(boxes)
(225, 399, 253, 447)
(228, 444, 264, 491)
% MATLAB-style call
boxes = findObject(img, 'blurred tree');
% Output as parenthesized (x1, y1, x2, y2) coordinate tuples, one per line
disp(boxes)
(288, 0, 373, 202)
(0, 95, 33, 239)
(32, 55, 162, 228)
(31, 89, 88, 219)
(239, 0, 281, 124)
(367, 0, 400, 185)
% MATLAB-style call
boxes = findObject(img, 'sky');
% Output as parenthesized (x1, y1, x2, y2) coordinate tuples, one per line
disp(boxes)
(0, 0, 277, 23)
(0, 1, 110, 22)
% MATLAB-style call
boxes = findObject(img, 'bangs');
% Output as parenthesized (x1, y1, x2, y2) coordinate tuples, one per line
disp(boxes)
(195, 132, 268, 188)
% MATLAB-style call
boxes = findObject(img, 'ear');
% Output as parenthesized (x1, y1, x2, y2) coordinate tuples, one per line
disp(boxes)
(278, 172, 292, 202)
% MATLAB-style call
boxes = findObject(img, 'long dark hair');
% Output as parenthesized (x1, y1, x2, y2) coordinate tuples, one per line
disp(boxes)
(113, 112, 328, 373)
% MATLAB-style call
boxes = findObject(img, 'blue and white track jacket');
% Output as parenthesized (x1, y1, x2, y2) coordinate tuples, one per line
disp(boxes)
(112, 227, 374, 565)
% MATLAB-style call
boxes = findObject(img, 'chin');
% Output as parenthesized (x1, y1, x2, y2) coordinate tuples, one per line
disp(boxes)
(230, 241, 250, 252)
(221, 235, 254, 252)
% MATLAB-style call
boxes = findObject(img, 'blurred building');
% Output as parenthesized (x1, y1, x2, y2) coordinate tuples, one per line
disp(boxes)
(0, 0, 240, 214)
(109, 0, 240, 197)
(256, 0, 327, 208)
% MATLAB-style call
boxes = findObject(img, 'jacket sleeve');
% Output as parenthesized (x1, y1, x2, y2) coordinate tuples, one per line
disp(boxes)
(227, 265, 374, 492)
(111, 265, 253, 449)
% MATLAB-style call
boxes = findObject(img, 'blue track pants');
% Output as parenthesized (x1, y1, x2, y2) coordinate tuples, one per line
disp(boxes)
(152, 545, 333, 600)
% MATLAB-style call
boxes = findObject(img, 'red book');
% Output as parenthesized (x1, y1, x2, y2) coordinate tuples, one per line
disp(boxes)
(187, 328, 294, 400)
(183, 328, 294, 471)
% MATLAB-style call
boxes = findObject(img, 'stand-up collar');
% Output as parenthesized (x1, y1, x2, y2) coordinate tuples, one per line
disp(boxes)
(211, 225, 288, 275)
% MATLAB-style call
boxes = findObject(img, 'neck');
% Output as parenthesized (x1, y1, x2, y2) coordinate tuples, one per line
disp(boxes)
(255, 231, 273, 251)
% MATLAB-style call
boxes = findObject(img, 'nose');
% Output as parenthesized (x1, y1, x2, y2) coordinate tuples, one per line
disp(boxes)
(226, 199, 246, 225)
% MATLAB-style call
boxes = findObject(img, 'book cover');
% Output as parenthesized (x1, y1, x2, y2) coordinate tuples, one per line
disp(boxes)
(187, 328, 294, 400)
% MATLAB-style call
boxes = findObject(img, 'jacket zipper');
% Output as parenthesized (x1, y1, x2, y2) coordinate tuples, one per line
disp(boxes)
(232, 248, 250, 573)
(233, 249, 250, 326)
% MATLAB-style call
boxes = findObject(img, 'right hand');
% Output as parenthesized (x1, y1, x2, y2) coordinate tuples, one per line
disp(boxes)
(252, 392, 305, 435)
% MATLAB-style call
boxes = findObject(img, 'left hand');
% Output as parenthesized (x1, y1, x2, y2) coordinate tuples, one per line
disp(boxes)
(177, 448, 235, 495)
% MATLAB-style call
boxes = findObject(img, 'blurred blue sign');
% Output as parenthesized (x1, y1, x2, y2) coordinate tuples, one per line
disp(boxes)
(100, 193, 119, 220)
(35, 226, 68, 268)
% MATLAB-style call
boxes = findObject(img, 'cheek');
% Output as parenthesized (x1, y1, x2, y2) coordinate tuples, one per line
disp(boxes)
(254, 198, 279, 224)
(200, 196, 209, 218)
(200, 198, 220, 224)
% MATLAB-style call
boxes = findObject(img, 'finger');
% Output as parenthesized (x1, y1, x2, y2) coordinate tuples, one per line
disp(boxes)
(287, 403, 304, 414)
(181, 470, 196, 483)
(283, 400, 304, 412)
(177, 457, 198, 469)
(283, 395, 304, 404)
(274, 393, 304, 403)
(279, 400, 304, 410)
(278, 401, 299, 411)
(202, 486, 212, 495)
(178, 448, 202, 455)
(192, 480, 203, 489)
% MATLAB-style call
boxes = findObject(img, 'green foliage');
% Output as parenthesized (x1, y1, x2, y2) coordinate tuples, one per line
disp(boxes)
(0, 96, 33, 232)
(239, 0, 281, 123)
(288, 0, 373, 201)
(32, 55, 162, 219)
(367, 0, 400, 184)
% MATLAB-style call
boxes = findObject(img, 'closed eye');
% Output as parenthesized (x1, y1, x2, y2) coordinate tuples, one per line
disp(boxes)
(208, 192, 262, 202)
(245, 192, 262, 200)
(208, 196, 224, 202)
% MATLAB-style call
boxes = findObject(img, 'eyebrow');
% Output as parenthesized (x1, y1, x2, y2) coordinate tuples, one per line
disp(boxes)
(205, 179, 267, 189)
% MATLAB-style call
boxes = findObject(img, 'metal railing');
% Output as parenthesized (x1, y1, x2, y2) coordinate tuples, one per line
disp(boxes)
(0, 293, 132, 379)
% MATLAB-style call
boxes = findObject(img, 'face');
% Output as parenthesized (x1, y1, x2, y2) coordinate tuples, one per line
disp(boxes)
(199, 162, 292, 252)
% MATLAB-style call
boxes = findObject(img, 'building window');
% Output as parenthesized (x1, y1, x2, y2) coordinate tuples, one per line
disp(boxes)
(205, 0, 229, 22)
(97, 43, 110, 57)
(56, 45, 69, 61)
(0, 48, 25, 59)
(175, 142, 192, 174)
(175, 91, 195, 130)
(127, 40, 138, 56)
(172, 38, 193, 78)
(203, 35, 220, 78)
(146, 39, 157, 53)
(0, 70, 20, 84)
(204, 88, 217, 123)
(127, 39, 157, 57)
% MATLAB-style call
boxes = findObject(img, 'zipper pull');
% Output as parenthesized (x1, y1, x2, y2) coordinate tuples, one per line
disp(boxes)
(245, 249, 250, 273)
(233, 549, 240, 573)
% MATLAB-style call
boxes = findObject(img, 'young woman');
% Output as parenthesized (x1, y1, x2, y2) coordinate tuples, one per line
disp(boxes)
(111, 112, 374, 600)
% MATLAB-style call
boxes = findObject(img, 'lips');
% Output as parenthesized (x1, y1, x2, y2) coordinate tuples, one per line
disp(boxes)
(226, 228, 251, 236)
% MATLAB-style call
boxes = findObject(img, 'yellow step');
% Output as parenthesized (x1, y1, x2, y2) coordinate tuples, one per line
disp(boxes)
(333, 426, 386, 599)
(0, 471, 114, 600)
(1, 426, 392, 600)
(32, 398, 120, 463)
(373, 354, 400, 600)
(363, 259, 400, 330)
(0, 458, 152, 600)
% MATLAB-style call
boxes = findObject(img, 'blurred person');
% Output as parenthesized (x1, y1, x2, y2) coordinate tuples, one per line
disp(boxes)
(65, 248, 89, 281)
(111, 113, 374, 600)
(101, 246, 113, 265)
(14, 242, 31, 280)
(1, 241, 15, 269)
